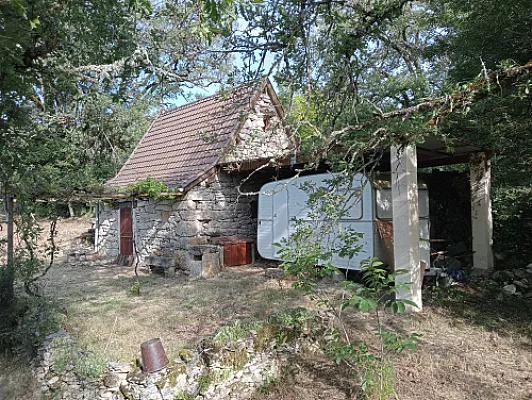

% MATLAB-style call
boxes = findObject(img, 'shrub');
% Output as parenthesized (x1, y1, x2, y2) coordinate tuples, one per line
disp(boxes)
(0, 296, 62, 356)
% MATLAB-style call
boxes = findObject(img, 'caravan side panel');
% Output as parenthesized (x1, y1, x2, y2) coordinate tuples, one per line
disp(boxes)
(258, 173, 374, 269)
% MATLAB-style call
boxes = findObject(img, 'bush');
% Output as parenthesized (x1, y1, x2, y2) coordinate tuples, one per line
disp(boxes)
(492, 187, 532, 268)
(0, 296, 62, 356)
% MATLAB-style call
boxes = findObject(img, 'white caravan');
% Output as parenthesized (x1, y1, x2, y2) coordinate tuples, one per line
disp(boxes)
(257, 173, 430, 270)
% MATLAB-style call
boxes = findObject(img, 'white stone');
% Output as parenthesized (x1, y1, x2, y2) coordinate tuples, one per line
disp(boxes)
(502, 284, 517, 295)
(48, 376, 59, 386)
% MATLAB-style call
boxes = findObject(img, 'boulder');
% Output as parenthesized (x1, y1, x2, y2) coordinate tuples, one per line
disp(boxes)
(501, 270, 515, 281)
(502, 284, 517, 296)
(514, 279, 529, 290)
(514, 269, 528, 279)
(491, 270, 502, 281)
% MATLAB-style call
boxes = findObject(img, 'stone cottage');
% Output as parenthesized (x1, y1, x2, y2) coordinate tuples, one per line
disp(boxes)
(95, 78, 295, 273)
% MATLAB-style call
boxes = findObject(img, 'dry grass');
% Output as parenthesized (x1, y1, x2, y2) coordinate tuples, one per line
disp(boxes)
(0, 217, 93, 264)
(1, 218, 532, 399)
(42, 262, 312, 363)
(42, 259, 532, 400)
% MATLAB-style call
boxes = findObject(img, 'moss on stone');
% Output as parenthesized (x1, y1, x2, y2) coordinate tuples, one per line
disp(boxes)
(178, 349, 194, 363)
(153, 371, 167, 388)
(220, 349, 249, 370)
(211, 367, 232, 383)
(253, 324, 279, 352)
(167, 365, 187, 387)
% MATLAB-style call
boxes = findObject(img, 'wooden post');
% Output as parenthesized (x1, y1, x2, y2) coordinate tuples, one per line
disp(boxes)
(469, 152, 494, 276)
(391, 145, 422, 312)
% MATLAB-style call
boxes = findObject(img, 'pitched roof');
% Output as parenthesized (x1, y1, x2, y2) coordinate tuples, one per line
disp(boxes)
(107, 80, 271, 189)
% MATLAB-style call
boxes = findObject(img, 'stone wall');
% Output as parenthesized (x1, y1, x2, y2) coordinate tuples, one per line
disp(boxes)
(34, 309, 326, 400)
(96, 171, 264, 267)
(96, 205, 120, 257)
(33, 329, 101, 399)
(219, 86, 293, 164)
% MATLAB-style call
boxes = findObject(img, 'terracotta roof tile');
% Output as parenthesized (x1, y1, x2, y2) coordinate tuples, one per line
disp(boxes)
(107, 82, 261, 189)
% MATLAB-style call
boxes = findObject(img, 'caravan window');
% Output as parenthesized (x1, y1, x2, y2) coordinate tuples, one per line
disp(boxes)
(336, 189, 363, 220)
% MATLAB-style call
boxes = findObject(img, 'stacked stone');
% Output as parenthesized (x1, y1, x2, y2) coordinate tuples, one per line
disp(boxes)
(34, 312, 326, 400)
(493, 263, 532, 299)
(220, 89, 292, 164)
(99, 362, 131, 399)
(116, 337, 282, 400)
(96, 210, 119, 256)
(33, 329, 100, 400)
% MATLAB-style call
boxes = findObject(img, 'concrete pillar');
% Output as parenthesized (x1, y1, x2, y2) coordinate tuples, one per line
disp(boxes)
(469, 152, 494, 275)
(391, 145, 422, 312)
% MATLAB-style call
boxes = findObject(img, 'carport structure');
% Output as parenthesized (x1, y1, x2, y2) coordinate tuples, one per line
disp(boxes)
(388, 138, 493, 311)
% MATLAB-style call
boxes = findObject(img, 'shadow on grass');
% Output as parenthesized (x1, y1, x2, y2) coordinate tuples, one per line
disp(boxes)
(424, 283, 532, 338)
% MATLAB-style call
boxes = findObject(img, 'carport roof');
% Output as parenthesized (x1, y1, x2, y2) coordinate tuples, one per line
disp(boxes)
(414, 136, 490, 168)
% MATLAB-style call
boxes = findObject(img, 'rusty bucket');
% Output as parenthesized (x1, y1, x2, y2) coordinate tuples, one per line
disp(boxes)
(140, 338, 169, 373)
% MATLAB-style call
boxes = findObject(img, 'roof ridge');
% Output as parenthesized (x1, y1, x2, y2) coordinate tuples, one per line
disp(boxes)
(159, 80, 263, 118)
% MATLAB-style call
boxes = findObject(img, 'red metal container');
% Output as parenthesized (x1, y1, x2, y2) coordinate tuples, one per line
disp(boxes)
(212, 237, 255, 266)
(140, 338, 169, 373)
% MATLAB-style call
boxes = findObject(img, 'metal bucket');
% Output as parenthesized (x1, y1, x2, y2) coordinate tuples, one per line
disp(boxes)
(140, 338, 169, 373)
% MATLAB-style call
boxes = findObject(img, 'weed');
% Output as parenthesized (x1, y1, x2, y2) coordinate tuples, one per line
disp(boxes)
(129, 280, 141, 296)
(277, 177, 422, 400)
(52, 337, 74, 373)
(197, 371, 212, 394)
(267, 307, 314, 327)
(51, 337, 105, 381)
(178, 349, 194, 363)
(1, 296, 62, 356)
(362, 361, 396, 400)
(73, 351, 105, 381)
(213, 320, 260, 343)
(174, 393, 195, 400)
(0, 354, 39, 399)
(257, 376, 281, 394)
(426, 282, 532, 337)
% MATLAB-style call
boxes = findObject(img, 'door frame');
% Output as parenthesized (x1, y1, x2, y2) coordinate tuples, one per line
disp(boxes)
(118, 201, 134, 258)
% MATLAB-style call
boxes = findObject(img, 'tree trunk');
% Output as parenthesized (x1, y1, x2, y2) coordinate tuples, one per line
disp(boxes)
(1, 194, 15, 309)
(68, 201, 75, 218)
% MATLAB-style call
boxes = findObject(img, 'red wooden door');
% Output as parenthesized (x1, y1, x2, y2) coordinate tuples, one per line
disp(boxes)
(120, 208, 133, 256)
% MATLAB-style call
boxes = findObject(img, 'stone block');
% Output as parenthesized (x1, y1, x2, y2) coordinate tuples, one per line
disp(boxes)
(188, 260, 202, 277)
(202, 252, 221, 278)
(172, 200, 185, 211)
(187, 190, 216, 202)
(186, 221, 201, 235)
